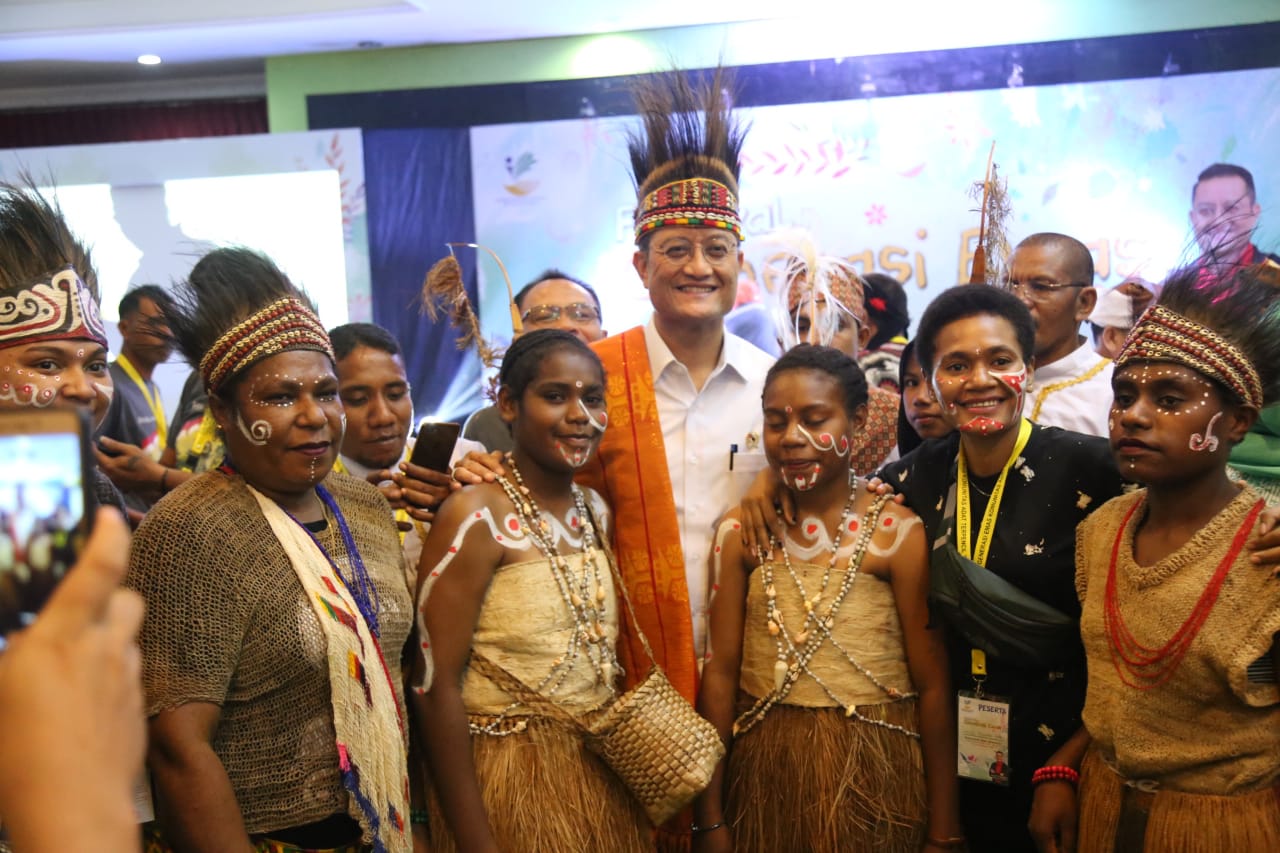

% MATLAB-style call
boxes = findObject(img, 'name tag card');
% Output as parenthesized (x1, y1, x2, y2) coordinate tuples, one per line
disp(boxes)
(957, 690, 1011, 786)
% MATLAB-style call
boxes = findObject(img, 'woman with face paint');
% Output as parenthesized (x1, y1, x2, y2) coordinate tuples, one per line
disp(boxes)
(696, 344, 960, 853)
(878, 285, 1129, 853)
(1073, 265, 1280, 851)
(410, 329, 649, 853)
(126, 248, 413, 853)
(0, 182, 124, 515)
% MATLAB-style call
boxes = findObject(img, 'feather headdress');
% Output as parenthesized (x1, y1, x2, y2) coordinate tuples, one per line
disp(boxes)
(762, 228, 867, 351)
(627, 67, 750, 243)
(420, 242, 521, 369)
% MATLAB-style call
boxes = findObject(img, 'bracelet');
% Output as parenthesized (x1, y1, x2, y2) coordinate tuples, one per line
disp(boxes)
(926, 836, 967, 849)
(1031, 765, 1080, 787)
(159, 468, 170, 492)
(691, 822, 725, 834)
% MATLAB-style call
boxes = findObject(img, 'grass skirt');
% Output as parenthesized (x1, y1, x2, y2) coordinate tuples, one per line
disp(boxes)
(726, 697, 925, 853)
(425, 714, 652, 853)
(1078, 746, 1280, 853)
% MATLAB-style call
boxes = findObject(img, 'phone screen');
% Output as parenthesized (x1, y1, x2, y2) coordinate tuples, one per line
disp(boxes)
(0, 414, 90, 643)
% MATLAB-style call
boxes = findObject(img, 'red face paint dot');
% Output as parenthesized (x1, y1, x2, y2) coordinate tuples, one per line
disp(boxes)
(507, 518, 518, 532)
(431, 571, 439, 577)
(805, 523, 818, 535)
(474, 511, 482, 518)
(496, 535, 503, 541)
(448, 546, 457, 553)
(883, 517, 893, 526)
(848, 520, 859, 531)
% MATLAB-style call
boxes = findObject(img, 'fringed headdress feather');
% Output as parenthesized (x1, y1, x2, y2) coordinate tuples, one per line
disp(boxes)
(968, 142, 1012, 286)
(420, 242, 522, 371)
(627, 67, 750, 243)
(762, 228, 867, 351)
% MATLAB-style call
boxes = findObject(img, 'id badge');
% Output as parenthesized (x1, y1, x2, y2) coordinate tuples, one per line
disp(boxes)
(957, 690, 1011, 786)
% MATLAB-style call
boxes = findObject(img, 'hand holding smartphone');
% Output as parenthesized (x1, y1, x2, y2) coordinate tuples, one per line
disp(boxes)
(0, 409, 93, 644)
(408, 421, 462, 473)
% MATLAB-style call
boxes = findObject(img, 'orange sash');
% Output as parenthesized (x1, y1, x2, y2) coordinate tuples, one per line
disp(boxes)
(579, 326, 698, 703)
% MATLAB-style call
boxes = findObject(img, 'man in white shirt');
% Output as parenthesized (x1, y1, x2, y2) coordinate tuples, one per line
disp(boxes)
(576, 72, 774, 715)
(1006, 232, 1112, 437)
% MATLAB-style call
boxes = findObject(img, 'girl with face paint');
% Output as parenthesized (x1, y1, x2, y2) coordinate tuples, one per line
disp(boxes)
(696, 344, 960, 853)
(410, 329, 651, 853)
(1073, 265, 1280, 852)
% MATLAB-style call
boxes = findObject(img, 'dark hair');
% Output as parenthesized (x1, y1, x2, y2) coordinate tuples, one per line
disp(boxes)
(764, 343, 868, 417)
(1015, 232, 1094, 286)
(118, 284, 173, 319)
(914, 285, 1036, 376)
(329, 322, 402, 361)
(895, 339, 925, 455)
(512, 269, 602, 315)
(861, 273, 910, 348)
(167, 247, 324, 396)
(0, 178, 98, 299)
(1138, 263, 1280, 406)
(1193, 163, 1257, 204)
(498, 328, 604, 401)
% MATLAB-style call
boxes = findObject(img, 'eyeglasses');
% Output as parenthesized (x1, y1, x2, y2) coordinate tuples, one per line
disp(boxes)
(522, 302, 600, 325)
(652, 239, 737, 266)
(1005, 279, 1087, 301)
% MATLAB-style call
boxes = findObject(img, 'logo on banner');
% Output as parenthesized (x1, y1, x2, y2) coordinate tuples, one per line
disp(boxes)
(503, 152, 539, 197)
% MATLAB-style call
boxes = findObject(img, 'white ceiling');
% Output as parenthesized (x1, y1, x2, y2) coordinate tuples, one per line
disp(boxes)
(0, 0, 786, 108)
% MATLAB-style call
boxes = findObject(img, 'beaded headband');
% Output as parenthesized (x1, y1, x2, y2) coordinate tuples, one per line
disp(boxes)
(199, 296, 334, 393)
(0, 266, 108, 351)
(634, 177, 742, 243)
(1115, 304, 1263, 409)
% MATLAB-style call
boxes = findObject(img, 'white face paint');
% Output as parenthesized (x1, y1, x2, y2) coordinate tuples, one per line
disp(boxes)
(577, 398, 608, 434)
(93, 382, 114, 403)
(1189, 410, 1223, 452)
(0, 380, 57, 408)
(556, 441, 590, 468)
(235, 412, 272, 446)
(795, 424, 850, 458)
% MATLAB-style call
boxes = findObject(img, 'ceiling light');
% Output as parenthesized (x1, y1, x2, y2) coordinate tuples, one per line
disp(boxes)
(137, 54, 162, 66)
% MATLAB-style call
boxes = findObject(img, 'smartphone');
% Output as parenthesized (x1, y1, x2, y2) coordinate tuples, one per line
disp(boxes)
(409, 421, 462, 472)
(0, 408, 94, 644)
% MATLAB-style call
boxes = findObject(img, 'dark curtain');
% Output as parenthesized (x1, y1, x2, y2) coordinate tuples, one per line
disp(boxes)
(362, 127, 481, 422)
(0, 99, 267, 149)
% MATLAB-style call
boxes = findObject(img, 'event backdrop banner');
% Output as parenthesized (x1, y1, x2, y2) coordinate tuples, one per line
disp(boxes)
(470, 66, 1280, 345)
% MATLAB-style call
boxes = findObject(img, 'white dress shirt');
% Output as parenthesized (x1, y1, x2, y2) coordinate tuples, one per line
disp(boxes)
(644, 318, 776, 659)
(1027, 339, 1114, 438)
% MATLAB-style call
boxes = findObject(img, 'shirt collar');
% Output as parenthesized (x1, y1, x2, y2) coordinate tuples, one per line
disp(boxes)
(1034, 337, 1103, 383)
(644, 315, 751, 383)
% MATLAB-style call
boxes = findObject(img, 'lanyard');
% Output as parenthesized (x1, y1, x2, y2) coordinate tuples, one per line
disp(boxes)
(955, 418, 1033, 568)
(116, 355, 167, 449)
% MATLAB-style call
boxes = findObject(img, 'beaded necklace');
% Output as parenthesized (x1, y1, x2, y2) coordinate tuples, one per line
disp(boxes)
(474, 455, 620, 736)
(735, 491, 917, 739)
(1104, 496, 1263, 690)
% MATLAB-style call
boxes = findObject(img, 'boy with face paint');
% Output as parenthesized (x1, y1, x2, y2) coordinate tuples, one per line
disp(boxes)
(0, 181, 125, 516)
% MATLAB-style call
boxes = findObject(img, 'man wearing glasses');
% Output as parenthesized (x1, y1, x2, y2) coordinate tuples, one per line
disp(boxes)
(461, 269, 605, 452)
(1190, 163, 1279, 269)
(1004, 232, 1112, 437)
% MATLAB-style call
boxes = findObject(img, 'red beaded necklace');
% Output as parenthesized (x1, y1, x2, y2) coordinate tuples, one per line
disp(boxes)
(1104, 497, 1263, 690)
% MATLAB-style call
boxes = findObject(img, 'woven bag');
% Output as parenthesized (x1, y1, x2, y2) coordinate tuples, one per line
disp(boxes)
(468, 512, 723, 826)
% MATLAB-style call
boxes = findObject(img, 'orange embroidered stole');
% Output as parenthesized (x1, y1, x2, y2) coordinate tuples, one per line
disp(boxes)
(579, 326, 698, 703)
